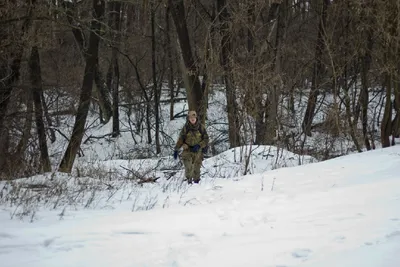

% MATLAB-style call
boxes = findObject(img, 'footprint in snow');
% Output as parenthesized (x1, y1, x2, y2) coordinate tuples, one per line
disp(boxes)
(334, 235, 346, 243)
(386, 231, 400, 240)
(43, 237, 60, 247)
(292, 248, 312, 259)
(0, 233, 14, 239)
(118, 231, 149, 235)
(182, 232, 196, 237)
(211, 185, 223, 190)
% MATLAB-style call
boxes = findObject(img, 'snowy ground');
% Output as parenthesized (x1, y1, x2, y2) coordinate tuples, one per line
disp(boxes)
(1, 145, 400, 266)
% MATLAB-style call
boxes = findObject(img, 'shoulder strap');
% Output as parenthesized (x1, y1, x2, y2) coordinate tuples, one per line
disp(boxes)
(198, 124, 204, 137)
(182, 123, 191, 141)
(182, 123, 204, 140)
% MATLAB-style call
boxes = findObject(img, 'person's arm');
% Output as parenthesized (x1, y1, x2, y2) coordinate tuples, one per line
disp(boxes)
(175, 127, 186, 150)
(199, 124, 209, 148)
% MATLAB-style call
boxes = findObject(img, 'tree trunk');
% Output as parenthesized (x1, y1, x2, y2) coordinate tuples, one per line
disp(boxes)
(94, 63, 112, 123)
(359, 23, 373, 150)
(301, 0, 329, 136)
(381, 0, 398, 148)
(344, 78, 362, 153)
(146, 102, 152, 144)
(391, 78, 400, 144)
(381, 73, 392, 148)
(59, 0, 105, 173)
(166, 4, 175, 120)
(266, 0, 287, 144)
(29, 46, 51, 172)
(15, 93, 33, 158)
(0, 2, 34, 172)
(217, 0, 240, 148)
(0, 57, 22, 141)
(108, 1, 122, 137)
(151, 3, 161, 154)
(64, 0, 112, 124)
(41, 91, 56, 143)
(169, 0, 205, 118)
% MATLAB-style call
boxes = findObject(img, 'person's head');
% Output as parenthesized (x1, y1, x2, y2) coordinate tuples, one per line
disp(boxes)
(187, 110, 197, 125)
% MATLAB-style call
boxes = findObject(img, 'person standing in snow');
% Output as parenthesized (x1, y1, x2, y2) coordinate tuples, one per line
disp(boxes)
(173, 110, 209, 184)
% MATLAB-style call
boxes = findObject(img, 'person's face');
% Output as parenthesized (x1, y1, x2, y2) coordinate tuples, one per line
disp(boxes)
(189, 116, 197, 124)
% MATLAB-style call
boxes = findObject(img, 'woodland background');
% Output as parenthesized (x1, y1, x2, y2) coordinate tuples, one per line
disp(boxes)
(1, 0, 399, 179)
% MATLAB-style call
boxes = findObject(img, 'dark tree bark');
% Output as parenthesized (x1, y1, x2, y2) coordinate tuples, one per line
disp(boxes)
(151, 3, 161, 154)
(381, 73, 392, 148)
(29, 46, 51, 172)
(63, 0, 112, 123)
(0, 3, 35, 172)
(359, 24, 374, 150)
(391, 78, 400, 145)
(302, 0, 329, 136)
(381, 1, 398, 148)
(108, 1, 122, 137)
(0, 57, 22, 142)
(94, 64, 112, 123)
(169, 0, 205, 118)
(217, 0, 240, 148)
(41, 90, 56, 143)
(265, 0, 287, 144)
(59, 0, 105, 173)
(165, 4, 175, 120)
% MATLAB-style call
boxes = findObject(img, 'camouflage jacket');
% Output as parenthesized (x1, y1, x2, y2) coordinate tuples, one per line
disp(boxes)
(175, 121, 209, 151)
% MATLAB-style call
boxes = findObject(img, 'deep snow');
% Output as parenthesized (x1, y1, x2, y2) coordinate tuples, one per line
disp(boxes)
(1, 145, 400, 267)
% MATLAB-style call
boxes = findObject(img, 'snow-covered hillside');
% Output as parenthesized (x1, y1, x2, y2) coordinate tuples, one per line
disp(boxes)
(1, 145, 400, 267)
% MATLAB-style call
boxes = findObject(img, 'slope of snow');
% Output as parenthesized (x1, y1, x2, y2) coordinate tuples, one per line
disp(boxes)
(1, 146, 400, 266)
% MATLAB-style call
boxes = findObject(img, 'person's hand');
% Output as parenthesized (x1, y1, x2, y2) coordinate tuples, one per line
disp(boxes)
(191, 144, 200, 152)
(173, 150, 178, 160)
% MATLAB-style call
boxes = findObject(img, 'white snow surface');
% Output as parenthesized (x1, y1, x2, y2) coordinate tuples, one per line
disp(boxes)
(1, 146, 400, 266)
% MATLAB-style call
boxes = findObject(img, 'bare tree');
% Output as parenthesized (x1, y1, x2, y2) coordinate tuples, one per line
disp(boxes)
(59, 0, 105, 173)
(29, 46, 51, 172)
(169, 0, 206, 118)
(302, 0, 330, 136)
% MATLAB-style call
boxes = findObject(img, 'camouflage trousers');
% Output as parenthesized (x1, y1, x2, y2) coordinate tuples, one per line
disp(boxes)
(181, 150, 203, 183)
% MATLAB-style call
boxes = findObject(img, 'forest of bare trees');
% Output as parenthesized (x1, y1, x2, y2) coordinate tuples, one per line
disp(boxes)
(1, 0, 400, 179)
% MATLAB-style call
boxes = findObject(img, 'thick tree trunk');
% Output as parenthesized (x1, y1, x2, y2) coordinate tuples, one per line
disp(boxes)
(59, 0, 105, 173)
(217, 0, 240, 148)
(29, 46, 51, 172)
(302, 0, 329, 136)
(169, 0, 205, 118)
